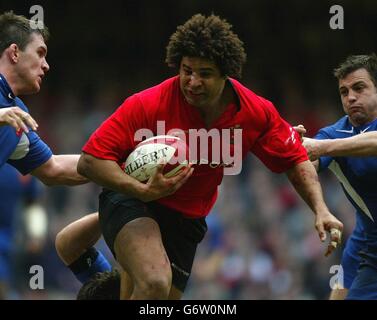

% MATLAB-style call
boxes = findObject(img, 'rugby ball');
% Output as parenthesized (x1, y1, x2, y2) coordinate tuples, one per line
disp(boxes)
(124, 135, 189, 182)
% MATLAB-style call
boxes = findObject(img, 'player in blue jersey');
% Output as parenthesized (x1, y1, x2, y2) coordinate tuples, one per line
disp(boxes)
(0, 163, 45, 299)
(0, 11, 113, 288)
(298, 54, 377, 299)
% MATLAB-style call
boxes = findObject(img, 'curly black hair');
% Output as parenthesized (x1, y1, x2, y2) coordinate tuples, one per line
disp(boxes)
(76, 270, 120, 300)
(166, 14, 246, 79)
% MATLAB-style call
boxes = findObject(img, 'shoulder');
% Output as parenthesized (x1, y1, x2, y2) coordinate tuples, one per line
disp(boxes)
(230, 78, 276, 114)
(316, 116, 350, 139)
(116, 77, 178, 116)
(134, 76, 179, 107)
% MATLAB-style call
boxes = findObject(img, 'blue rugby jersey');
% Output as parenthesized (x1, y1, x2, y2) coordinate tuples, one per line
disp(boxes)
(0, 74, 52, 173)
(315, 115, 377, 262)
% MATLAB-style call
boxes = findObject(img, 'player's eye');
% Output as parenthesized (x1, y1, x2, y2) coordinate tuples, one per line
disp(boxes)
(37, 50, 45, 58)
(200, 72, 211, 78)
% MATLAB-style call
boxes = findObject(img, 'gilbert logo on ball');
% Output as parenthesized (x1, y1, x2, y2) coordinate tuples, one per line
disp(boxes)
(124, 135, 189, 182)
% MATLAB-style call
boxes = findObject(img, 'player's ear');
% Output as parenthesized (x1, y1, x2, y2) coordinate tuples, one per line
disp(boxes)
(6, 44, 20, 64)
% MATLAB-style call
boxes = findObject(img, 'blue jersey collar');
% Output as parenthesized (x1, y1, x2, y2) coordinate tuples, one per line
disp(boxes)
(347, 116, 377, 133)
(0, 73, 16, 102)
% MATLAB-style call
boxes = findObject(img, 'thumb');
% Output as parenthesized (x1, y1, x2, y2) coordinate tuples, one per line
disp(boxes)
(155, 162, 165, 172)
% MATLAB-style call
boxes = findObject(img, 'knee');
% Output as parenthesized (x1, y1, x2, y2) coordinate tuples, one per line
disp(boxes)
(55, 226, 76, 264)
(55, 227, 68, 256)
(134, 271, 172, 299)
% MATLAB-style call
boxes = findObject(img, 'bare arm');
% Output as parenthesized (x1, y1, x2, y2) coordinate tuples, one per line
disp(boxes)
(303, 132, 377, 160)
(31, 154, 88, 186)
(77, 152, 194, 202)
(312, 159, 319, 172)
(286, 160, 343, 256)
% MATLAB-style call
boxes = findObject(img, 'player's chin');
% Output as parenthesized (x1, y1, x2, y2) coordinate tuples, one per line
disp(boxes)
(30, 81, 41, 94)
(349, 113, 367, 124)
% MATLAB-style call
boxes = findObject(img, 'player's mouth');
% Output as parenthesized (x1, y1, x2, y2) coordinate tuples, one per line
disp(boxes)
(349, 105, 364, 112)
(37, 74, 44, 84)
(186, 90, 204, 99)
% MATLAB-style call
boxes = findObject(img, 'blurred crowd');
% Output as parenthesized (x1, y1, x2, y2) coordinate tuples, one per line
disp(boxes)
(1, 0, 376, 299)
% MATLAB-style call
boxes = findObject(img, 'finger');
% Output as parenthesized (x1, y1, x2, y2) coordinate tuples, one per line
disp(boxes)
(315, 222, 326, 242)
(330, 228, 342, 245)
(24, 114, 38, 131)
(168, 166, 194, 188)
(14, 109, 34, 132)
(293, 124, 306, 135)
(8, 117, 22, 132)
(168, 163, 192, 181)
(154, 162, 166, 174)
(16, 117, 29, 133)
(325, 241, 338, 257)
(171, 167, 194, 191)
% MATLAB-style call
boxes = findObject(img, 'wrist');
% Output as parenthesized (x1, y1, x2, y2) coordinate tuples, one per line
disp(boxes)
(316, 140, 329, 157)
(129, 179, 148, 199)
(313, 206, 331, 216)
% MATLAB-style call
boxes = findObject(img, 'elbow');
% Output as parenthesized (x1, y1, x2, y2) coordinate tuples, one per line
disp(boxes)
(77, 154, 90, 178)
(41, 179, 54, 187)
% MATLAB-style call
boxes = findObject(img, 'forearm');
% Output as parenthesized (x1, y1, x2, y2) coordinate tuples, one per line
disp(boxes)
(53, 155, 89, 185)
(77, 153, 145, 197)
(286, 160, 343, 255)
(318, 132, 377, 157)
(286, 160, 328, 214)
(32, 155, 88, 186)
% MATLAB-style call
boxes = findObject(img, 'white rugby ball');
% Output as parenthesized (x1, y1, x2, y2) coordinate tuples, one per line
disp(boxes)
(124, 135, 188, 182)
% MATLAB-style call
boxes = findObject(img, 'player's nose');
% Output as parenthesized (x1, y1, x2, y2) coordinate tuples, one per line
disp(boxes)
(42, 59, 50, 72)
(189, 73, 202, 88)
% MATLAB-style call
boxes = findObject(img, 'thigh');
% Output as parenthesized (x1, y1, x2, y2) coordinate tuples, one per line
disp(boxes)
(156, 208, 207, 293)
(341, 235, 365, 290)
(114, 217, 171, 287)
(347, 264, 377, 300)
(98, 189, 153, 255)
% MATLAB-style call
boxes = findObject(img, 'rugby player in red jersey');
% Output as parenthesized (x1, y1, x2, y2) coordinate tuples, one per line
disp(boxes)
(58, 14, 343, 300)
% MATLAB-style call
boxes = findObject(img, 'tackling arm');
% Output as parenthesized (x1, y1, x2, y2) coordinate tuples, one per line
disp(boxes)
(303, 132, 377, 160)
(286, 160, 343, 256)
(31, 154, 88, 186)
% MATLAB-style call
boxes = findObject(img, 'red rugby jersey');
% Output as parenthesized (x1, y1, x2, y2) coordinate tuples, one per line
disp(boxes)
(82, 76, 308, 218)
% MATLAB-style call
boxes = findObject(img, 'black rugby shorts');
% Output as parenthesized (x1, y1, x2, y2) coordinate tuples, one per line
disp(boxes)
(98, 189, 207, 292)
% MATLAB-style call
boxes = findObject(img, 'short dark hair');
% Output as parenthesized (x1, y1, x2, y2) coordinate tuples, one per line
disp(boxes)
(0, 11, 50, 56)
(77, 270, 120, 300)
(334, 54, 377, 87)
(166, 14, 247, 79)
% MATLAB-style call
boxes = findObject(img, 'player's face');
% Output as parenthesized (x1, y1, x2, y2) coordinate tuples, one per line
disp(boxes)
(15, 33, 50, 94)
(179, 57, 226, 110)
(339, 68, 377, 126)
